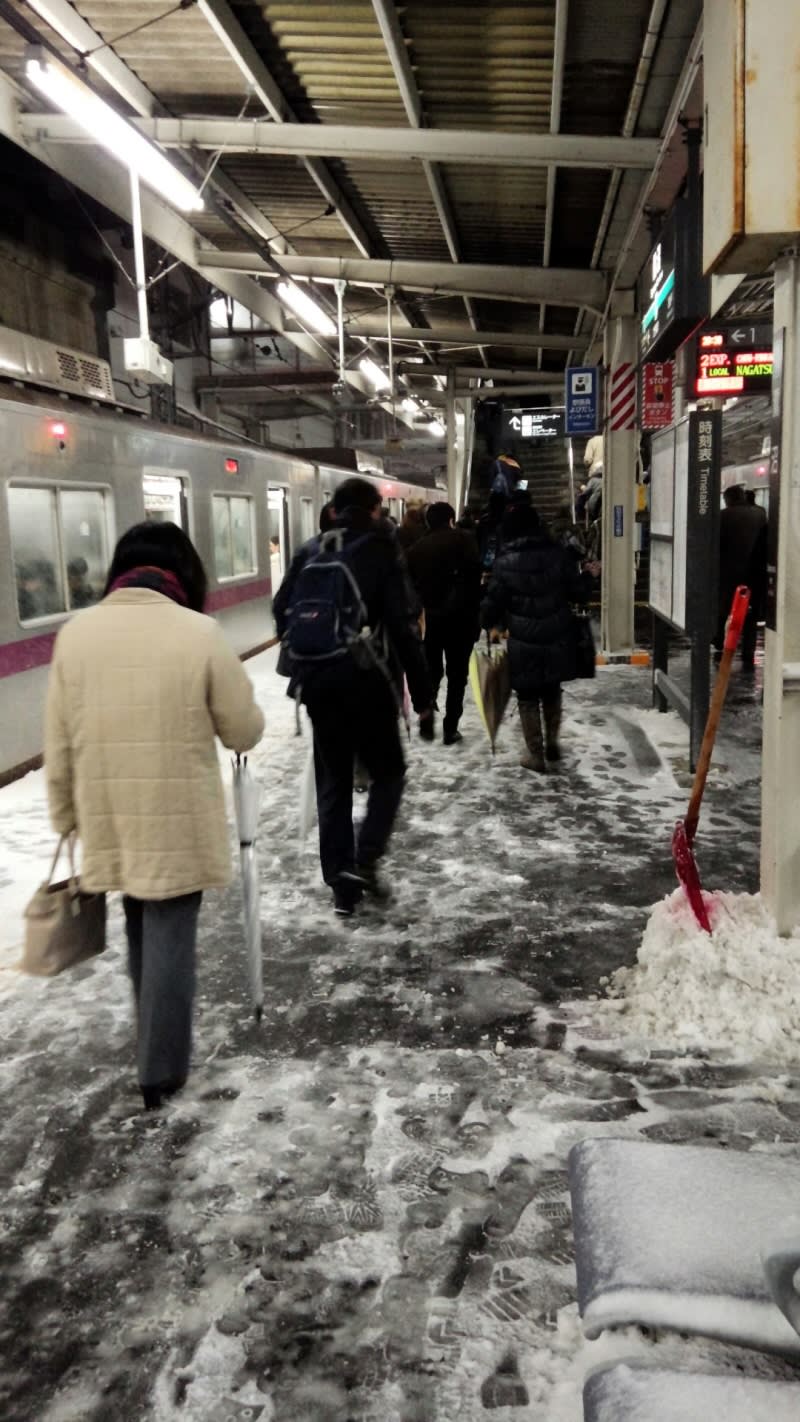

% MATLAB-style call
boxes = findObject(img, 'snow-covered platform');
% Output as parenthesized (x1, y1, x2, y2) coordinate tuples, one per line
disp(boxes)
(2, 649, 798, 1420)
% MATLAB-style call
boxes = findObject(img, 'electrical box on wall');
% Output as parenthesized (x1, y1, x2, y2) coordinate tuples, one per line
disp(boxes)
(703, 0, 800, 275)
(123, 337, 174, 387)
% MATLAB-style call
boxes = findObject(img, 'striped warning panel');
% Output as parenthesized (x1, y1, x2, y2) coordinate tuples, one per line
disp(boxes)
(609, 362, 637, 430)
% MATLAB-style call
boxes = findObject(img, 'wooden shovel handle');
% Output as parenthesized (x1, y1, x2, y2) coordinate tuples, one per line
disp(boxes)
(685, 586, 751, 840)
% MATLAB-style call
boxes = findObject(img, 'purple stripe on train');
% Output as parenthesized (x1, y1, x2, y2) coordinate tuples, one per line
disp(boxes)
(0, 631, 58, 680)
(0, 577, 272, 679)
(205, 577, 272, 613)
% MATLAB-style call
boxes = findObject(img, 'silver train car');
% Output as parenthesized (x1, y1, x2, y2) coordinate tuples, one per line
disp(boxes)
(0, 390, 433, 780)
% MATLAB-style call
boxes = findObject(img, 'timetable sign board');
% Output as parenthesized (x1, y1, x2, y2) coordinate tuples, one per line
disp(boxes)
(695, 326, 773, 396)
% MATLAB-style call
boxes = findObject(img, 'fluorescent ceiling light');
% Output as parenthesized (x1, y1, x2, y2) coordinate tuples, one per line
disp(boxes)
(427, 419, 446, 438)
(25, 50, 204, 212)
(360, 357, 391, 390)
(23, 0, 150, 114)
(276, 281, 336, 338)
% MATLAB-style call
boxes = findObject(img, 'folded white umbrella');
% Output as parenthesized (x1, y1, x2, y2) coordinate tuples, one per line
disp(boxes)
(298, 742, 317, 844)
(232, 755, 264, 1021)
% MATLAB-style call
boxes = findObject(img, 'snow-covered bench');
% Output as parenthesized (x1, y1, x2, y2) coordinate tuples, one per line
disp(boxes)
(583, 1361, 800, 1421)
(568, 1138, 800, 1355)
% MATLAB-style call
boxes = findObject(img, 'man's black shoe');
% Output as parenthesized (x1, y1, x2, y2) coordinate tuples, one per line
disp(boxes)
(443, 728, 463, 746)
(419, 716, 435, 742)
(141, 1077, 186, 1111)
(334, 876, 363, 917)
(352, 862, 391, 901)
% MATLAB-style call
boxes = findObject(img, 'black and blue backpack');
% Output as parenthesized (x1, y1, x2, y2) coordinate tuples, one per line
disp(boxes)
(285, 530, 375, 667)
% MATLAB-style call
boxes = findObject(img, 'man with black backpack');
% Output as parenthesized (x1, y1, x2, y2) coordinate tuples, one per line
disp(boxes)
(406, 502, 482, 746)
(274, 478, 433, 916)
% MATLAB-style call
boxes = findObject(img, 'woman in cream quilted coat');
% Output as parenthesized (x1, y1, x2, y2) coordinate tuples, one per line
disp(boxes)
(45, 521, 265, 1110)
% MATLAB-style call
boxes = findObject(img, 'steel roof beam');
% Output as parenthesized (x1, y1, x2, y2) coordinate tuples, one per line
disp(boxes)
(196, 0, 290, 122)
(369, 0, 485, 359)
(196, 251, 605, 309)
(337, 320, 578, 351)
(370, 0, 423, 128)
(24, 115, 661, 168)
(0, 74, 381, 397)
(194, 0, 372, 256)
(404, 366, 560, 381)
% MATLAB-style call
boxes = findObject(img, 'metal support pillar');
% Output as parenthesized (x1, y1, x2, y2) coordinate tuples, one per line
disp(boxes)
(446, 367, 457, 507)
(601, 292, 637, 653)
(334, 279, 346, 387)
(761, 253, 800, 933)
(129, 169, 150, 341)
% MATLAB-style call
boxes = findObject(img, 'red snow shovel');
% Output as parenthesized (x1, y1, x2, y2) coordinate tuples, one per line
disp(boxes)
(672, 586, 751, 933)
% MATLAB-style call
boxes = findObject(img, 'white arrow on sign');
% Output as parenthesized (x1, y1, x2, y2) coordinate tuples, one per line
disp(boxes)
(509, 416, 522, 430)
(731, 327, 755, 345)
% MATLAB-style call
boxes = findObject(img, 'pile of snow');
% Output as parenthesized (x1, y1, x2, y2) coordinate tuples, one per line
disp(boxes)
(598, 889, 800, 1062)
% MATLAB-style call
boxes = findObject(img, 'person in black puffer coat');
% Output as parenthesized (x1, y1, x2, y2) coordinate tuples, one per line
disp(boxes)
(481, 502, 588, 772)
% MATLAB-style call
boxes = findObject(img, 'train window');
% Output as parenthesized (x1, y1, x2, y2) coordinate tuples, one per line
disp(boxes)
(300, 497, 315, 542)
(9, 483, 111, 623)
(9, 487, 65, 621)
(60, 490, 108, 609)
(143, 473, 186, 526)
(212, 494, 256, 580)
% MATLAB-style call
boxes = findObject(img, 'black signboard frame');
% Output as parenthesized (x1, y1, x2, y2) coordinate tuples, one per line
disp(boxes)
(501, 406, 565, 442)
(651, 410, 721, 769)
(638, 184, 709, 365)
(690, 322, 774, 398)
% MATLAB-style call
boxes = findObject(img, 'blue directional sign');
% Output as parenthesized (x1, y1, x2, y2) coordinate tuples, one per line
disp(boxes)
(565, 366, 601, 436)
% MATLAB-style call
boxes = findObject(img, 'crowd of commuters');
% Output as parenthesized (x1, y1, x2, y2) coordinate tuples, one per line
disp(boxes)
(41, 456, 764, 1111)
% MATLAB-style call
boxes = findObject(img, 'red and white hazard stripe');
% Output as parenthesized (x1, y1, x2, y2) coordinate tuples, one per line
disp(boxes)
(609, 362, 637, 431)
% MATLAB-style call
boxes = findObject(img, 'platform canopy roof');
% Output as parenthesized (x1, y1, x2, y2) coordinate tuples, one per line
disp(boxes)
(0, 0, 704, 413)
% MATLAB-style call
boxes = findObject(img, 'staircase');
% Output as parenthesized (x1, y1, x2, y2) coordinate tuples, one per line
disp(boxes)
(467, 429, 574, 524)
(514, 437, 573, 522)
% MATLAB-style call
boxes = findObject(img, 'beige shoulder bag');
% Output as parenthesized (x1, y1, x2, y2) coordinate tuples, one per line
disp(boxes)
(22, 835, 106, 977)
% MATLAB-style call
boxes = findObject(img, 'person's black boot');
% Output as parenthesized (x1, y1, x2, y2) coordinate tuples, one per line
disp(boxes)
(543, 695, 562, 763)
(443, 721, 463, 746)
(141, 1085, 163, 1111)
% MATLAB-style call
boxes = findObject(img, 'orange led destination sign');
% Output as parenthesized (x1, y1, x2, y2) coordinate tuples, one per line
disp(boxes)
(694, 326, 773, 396)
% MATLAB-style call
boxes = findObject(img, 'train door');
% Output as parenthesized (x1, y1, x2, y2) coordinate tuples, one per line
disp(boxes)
(143, 471, 189, 527)
(300, 496, 315, 542)
(268, 485, 290, 590)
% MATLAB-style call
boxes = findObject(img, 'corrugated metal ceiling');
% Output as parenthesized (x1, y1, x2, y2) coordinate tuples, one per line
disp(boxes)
(0, 0, 703, 374)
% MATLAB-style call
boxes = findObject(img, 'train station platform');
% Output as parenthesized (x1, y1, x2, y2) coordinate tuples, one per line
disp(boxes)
(1, 649, 798, 1421)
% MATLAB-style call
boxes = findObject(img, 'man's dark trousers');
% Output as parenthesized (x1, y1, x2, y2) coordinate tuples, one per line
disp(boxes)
(306, 671, 405, 886)
(423, 614, 475, 737)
